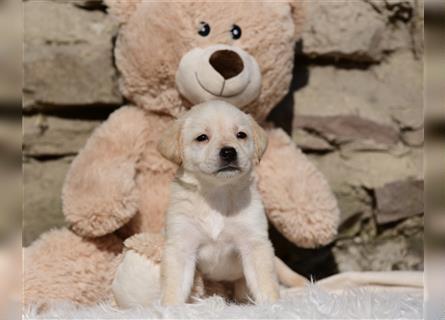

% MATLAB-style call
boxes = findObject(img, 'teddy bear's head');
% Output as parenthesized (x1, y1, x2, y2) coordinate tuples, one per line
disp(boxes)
(106, 1, 303, 122)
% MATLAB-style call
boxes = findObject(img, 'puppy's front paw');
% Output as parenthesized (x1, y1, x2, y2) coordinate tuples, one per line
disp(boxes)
(161, 292, 182, 306)
(256, 287, 280, 304)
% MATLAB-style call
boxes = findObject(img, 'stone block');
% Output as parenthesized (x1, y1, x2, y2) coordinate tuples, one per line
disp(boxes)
(23, 158, 72, 246)
(24, 1, 122, 111)
(23, 115, 100, 157)
(375, 179, 424, 224)
(302, 0, 418, 61)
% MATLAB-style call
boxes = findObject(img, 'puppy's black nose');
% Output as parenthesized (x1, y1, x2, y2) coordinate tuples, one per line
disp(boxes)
(219, 147, 237, 162)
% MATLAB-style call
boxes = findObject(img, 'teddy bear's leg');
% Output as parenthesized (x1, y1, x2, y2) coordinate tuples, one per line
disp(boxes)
(112, 233, 213, 308)
(24, 228, 123, 310)
(112, 249, 161, 308)
(112, 233, 164, 308)
(256, 128, 340, 248)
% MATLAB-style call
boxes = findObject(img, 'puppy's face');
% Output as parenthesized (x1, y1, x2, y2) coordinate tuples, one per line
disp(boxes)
(158, 101, 267, 182)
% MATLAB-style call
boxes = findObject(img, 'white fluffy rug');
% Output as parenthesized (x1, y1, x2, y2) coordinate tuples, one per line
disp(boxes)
(24, 284, 423, 319)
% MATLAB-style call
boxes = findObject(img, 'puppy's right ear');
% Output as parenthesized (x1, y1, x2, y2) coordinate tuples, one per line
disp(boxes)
(104, 0, 141, 24)
(157, 120, 183, 165)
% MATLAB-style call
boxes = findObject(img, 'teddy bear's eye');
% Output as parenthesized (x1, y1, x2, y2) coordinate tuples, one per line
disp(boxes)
(236, 131, 247, 139)
(198, 22, 211, 37)
(196, 134, 209, 142)
(230, 24, 242, 40)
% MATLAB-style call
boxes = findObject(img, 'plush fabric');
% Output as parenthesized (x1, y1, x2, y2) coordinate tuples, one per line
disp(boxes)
(257, 129, 339, 246)
(24, 0, 341, 308)
(23, 229, 124, 310)
(24, 283, 423, 319)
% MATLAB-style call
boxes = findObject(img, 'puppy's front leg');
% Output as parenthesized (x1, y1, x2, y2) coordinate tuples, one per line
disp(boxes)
(161, 243, 196, 305)
(240, 240, 280, 303)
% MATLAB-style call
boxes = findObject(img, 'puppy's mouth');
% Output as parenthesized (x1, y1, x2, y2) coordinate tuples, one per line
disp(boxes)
(215, 165, 241, 173)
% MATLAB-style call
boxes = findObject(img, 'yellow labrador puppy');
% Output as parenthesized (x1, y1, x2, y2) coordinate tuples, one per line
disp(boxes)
(158, 101, 279, 305)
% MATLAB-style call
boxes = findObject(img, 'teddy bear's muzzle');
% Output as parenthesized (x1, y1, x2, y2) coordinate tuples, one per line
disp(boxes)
(176, 44, 262, 107)
(195, 46, 251, 98)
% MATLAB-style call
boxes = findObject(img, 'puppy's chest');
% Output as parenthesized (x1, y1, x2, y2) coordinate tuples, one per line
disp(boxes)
(194, 209, 243, 280)
(196, 209, 231, 241)
(192, 198, 244, 241)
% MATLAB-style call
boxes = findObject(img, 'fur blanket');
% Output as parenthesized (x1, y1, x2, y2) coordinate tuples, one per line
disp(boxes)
(24, 273, 424, 319)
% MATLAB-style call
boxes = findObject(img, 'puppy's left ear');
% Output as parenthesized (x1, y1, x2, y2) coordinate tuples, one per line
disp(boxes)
(157, 120, 183, 165)
(249, 115, 268, 163)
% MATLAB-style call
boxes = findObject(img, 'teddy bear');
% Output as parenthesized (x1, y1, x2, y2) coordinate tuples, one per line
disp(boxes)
(24, 0, 339, 308)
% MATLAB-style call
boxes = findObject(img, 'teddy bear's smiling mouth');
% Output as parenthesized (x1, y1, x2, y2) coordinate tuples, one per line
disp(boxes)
(176, 45, 262, 107)
(194, 72, 248, 98)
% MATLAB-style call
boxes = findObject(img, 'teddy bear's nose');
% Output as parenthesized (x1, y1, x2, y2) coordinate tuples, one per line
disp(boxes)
(209, 50, 244, 80)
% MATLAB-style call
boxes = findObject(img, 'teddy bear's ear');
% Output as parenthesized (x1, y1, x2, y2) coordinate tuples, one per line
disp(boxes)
(263, 1, 305, 41)
(104, 0, 141, 24)
(288, 1, 305, 40)
(157, 120, 183, 165)
(249, 115, 268, 163)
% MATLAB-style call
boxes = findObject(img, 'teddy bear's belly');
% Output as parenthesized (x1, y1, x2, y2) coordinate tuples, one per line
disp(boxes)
(197, 241, 243, 282)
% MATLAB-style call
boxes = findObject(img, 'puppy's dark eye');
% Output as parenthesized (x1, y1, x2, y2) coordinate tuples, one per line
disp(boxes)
(196, 134, 209, 142)
(198, 22, 211, 37)
(230, 24, 242, 40)
(236, 131, 247, 139)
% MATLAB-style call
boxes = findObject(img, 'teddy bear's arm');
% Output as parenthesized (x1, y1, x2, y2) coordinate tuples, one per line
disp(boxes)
(62, 106, 148, 237)
(256, 128, 340, 248)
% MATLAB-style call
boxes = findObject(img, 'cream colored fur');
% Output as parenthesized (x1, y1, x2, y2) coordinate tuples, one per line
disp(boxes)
(159, 102, 277, 305)
(24, 1, 340, 308)
(113, 103, 307, 307)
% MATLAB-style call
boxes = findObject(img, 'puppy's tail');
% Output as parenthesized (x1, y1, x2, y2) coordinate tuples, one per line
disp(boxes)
(275, 256, 309, 288)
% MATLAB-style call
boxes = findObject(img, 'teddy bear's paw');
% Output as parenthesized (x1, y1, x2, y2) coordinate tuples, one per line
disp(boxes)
(112, 249, 161, 308)
(123, 232, 164, 263)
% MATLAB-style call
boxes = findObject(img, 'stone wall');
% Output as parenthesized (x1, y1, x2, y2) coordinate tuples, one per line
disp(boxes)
(23, 0, 424, 276)
(0, 0, 22, 240)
